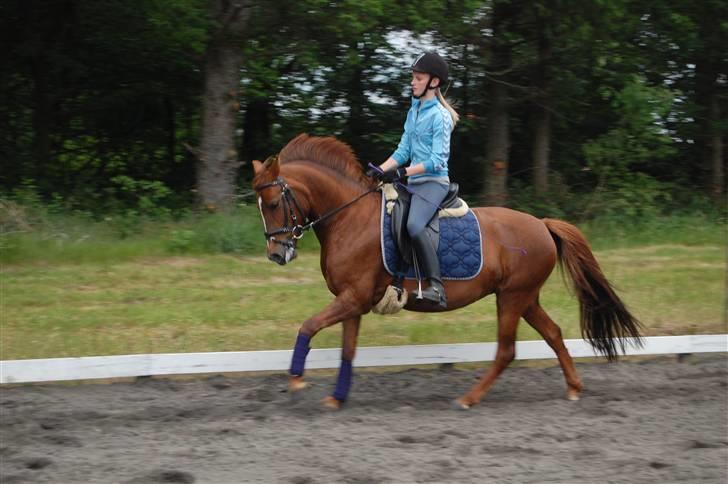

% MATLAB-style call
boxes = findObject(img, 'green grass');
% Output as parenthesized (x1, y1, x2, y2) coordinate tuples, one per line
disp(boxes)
(2, 242, 724, 360)
(2, 201, 725, 360)
(579, 214, 725, 250)
(0, 203, 328, 265)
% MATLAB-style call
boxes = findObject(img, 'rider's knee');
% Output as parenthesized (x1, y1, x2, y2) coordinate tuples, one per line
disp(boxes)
(407, 220, 425, 238)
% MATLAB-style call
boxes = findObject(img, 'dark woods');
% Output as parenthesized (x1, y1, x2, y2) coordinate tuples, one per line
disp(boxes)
(1, 0, 725, 216)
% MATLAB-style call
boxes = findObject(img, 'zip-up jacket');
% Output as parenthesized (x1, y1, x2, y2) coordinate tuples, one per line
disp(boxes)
(391, 96, 452, 183)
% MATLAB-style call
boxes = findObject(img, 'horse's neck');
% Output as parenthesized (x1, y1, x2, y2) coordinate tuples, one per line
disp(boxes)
(285, 164, 377, 241)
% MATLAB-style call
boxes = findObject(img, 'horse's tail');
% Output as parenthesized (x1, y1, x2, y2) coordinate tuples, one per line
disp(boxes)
(543, 218, 644, 361)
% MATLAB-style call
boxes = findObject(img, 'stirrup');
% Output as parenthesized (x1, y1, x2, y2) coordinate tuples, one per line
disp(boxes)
(417, 284, 447, 308)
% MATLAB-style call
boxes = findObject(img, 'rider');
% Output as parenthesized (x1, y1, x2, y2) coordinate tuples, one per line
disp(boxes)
(368, 51, 459, 308)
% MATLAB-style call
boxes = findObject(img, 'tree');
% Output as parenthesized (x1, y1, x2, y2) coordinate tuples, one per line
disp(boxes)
(1, 0, 208, 199)
(484, 0, 519, 206)
(530, 3, 554, 194)
(196, 0, 252, 210)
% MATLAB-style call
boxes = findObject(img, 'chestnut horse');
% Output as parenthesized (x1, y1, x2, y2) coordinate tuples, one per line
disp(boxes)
(252, 134, 642, 410)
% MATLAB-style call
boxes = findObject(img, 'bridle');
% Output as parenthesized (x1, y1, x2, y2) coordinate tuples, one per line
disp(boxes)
(256, 177, 309, 248)
(255, 176, 380, 248)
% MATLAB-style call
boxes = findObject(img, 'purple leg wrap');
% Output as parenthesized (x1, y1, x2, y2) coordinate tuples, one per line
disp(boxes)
(332, 359, 353, 402)
(289, 333, 311, 376)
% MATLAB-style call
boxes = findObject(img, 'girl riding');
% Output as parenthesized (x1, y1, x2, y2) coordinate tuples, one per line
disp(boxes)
(368, 51, 459, 308)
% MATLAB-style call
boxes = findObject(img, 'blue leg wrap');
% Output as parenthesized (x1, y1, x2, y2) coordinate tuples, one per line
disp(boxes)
(332, 359, 353, 402)
(289, 333, 311, 376)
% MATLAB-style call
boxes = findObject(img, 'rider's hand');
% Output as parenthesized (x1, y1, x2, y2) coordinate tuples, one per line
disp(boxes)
(365, 163, 384, 179)
(380, 167, 407, 183)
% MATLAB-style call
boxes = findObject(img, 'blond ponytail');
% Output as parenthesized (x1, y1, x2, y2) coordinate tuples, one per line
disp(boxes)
(436, 89, 459, 128)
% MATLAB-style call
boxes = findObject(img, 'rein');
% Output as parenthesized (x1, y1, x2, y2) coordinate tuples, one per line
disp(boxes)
(256, 176, 380, 247)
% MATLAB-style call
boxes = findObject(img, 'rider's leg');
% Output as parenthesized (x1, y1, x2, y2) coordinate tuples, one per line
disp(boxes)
(406, 181, 448, 307)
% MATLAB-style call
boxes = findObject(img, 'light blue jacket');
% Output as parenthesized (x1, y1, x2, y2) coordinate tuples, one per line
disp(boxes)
(391, 97, 452, 183)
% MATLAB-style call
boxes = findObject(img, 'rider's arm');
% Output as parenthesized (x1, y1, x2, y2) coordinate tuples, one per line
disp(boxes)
(378, 157, 400, 172)
(378, 158, 426, 177)
(388, 108, 414, 170)
(422, 110, 451, 174)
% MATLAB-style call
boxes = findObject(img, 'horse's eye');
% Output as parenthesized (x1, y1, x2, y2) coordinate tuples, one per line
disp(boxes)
(269, 200, 279, 209)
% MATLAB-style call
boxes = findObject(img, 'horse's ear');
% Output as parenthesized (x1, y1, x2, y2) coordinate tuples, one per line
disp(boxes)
(265, 154, 280, 177)
(252, 160, 264, 175)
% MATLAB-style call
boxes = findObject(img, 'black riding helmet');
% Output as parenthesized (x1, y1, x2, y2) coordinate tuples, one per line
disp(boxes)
(411, 51, 449, 96)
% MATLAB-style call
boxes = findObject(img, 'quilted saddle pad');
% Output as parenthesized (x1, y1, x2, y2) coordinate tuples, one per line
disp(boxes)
(379, 195, 484, 280)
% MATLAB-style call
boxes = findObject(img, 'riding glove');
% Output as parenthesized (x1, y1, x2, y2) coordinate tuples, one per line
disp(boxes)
(380, 167, 408, 183)
(365, 163, 383, 179)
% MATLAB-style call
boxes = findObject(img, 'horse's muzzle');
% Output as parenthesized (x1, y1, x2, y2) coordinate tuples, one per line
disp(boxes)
(268, 246, 297, 265)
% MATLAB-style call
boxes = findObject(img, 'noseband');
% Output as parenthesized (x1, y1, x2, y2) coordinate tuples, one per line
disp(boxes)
(255, 175, 381, 248)
(256, 177, 309, 248)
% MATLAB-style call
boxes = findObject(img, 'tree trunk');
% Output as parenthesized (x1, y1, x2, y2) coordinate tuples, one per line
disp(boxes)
(164, 95, 176, 167)
(709, 95, 724, 200)
(532, 21, 552, 195)
(196, 0, 252, 211)
(532, 108, 551, 194)
(31, 55, 52, 179)
(484, 2, 514, 206)
(693, 6, 724, 200)
(486, 78, 510, 206)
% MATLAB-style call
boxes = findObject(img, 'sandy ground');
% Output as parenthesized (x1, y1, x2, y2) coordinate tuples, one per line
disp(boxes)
(1, 354, 726, 484)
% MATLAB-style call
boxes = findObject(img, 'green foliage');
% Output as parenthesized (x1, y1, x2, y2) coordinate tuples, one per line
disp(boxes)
(1, 0, 724, 209)
(109, 176, 173, 217)
(163, 208, 263, 255)
(509, 172, 726, 226)
(583, 77, 676, 181)
(0, 191, 316, 264)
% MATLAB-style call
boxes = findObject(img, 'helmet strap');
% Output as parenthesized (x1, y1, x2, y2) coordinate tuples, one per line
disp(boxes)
(426, 75, 439, 91)
(413, 74, 439, 99)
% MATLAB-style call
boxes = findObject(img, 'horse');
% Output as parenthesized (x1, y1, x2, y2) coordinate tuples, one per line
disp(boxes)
(252, 134, 643, 410)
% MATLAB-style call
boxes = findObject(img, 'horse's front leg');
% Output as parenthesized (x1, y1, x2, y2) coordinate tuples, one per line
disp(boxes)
(321, 316, 361, 410)
(288, 293, 363, 395)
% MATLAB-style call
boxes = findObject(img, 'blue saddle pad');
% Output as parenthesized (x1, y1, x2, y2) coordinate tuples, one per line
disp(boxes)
(380, 197, 484, 280)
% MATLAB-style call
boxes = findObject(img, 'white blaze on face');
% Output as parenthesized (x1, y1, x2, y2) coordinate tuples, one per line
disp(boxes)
(284, 245, 296, 263)
(258, 197, 270, 251)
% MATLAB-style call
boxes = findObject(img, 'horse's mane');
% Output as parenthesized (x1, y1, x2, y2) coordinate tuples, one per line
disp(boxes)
(278, 134, 369, 185)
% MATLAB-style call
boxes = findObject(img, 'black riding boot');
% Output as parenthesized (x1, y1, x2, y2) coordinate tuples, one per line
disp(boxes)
(411, 231, 447, 308)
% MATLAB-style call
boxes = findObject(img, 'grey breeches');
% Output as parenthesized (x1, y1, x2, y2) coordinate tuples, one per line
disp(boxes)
(406, 182, 449, 237)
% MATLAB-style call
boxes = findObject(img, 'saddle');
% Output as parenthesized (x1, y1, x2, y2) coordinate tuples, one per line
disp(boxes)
(390, 182, 465, 268)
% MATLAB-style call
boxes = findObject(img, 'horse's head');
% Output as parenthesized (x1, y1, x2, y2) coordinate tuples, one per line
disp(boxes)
(252, 154, 307, 265)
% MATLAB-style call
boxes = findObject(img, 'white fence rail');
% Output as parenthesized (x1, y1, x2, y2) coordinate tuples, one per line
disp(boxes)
(1, 334, 726, 384)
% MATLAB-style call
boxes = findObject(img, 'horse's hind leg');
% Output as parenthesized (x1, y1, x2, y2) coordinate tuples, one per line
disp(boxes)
(454, 289, 533, 409)
(523, 300, 583, 400)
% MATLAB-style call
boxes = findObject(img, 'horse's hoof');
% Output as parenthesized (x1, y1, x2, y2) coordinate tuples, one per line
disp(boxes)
(452, 399, 471, 411)
(321, 396, 342, 410)
(288, 376, 309, 393)
(567, 389, 581, 401)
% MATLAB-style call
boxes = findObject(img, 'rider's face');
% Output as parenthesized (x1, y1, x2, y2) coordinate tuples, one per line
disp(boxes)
(411, 71, 429, 97)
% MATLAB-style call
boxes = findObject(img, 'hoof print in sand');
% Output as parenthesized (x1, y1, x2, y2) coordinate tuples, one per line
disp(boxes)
(207, 375, 232, 390)
(289, 477, 315, 484)
(127, 470, 196, 483)
(247, 388, 275, 403)
(42, 434, 83, 447)
(25, 457, 53, 470)
(689, 440, 728, 449)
